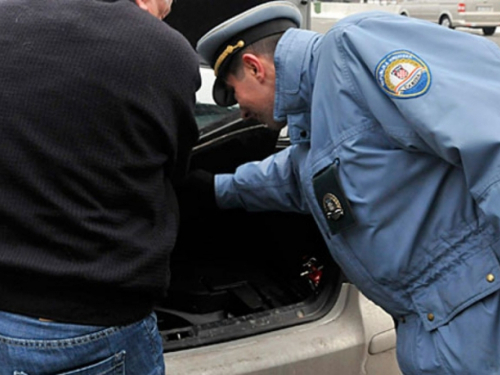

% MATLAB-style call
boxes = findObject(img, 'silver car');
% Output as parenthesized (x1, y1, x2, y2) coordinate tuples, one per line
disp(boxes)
(398, 0, 500, 35)
(160, 3, 401, 374)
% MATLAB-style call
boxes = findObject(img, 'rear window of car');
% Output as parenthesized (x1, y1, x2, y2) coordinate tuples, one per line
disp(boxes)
(195, 66, 240, 130)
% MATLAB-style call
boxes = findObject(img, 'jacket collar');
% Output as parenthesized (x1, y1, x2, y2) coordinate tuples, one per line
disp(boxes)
(274, 28, 321, 144)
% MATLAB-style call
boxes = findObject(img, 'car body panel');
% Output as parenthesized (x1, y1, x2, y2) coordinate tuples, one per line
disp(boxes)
(163, 285, 399, 375)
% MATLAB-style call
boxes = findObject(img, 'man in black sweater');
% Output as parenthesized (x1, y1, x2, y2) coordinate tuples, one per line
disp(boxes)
(0, 0, 200, 373)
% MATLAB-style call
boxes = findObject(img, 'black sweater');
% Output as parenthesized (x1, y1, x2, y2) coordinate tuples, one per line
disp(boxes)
(0, 0, 200, 325)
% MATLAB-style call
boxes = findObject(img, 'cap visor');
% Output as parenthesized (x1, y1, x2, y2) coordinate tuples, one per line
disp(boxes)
(213, 76, 237, 107)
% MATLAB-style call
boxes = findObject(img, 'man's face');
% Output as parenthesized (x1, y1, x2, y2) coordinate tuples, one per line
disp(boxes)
(135, 0, 172, 20)
(225, 54, 286, 131)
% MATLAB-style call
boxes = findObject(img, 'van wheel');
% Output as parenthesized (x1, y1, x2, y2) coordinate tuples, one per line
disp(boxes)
(439, 16, 454, 29)
(483, 27, 496, 35)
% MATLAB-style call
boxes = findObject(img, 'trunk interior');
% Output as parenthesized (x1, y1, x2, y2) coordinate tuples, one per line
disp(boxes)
(157, 119, 343, 351)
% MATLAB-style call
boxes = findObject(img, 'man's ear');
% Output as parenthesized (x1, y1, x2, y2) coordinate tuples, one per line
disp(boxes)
(134, 0, 150, 13)
(241, 53, 266, 82)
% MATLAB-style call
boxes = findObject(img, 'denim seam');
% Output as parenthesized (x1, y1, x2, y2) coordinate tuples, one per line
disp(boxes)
(142, 316, 158, 361)
(93, 353, 125, 375)
(13, 352, 125, 375)
(0, 327, 120, 348)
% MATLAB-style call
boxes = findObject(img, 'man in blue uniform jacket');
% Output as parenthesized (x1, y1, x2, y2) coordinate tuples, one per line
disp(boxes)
(193, 1, 500, 374)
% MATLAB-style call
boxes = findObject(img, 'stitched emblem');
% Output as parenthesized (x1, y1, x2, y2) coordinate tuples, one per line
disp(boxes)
(375, 50, 431, 99)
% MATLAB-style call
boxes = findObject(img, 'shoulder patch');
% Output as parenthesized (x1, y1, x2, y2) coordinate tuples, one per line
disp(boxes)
(375, 50, 431, 99)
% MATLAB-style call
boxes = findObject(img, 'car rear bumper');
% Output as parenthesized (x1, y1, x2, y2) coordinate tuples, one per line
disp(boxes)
(162, 284, 399, 375)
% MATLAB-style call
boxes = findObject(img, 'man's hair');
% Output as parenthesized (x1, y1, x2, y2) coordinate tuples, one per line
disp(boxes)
(226, 32, 283, 79)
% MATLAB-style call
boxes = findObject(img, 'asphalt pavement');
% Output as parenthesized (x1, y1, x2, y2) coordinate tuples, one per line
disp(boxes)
(461, 27, 500, 46)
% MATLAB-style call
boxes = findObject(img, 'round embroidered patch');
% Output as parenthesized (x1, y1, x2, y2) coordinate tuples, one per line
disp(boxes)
(375, 50, 431, 99)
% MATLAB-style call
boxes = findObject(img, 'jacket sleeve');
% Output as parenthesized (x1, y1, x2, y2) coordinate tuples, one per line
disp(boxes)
(215, 145, 310, 213)
(329, 11, 500, 226)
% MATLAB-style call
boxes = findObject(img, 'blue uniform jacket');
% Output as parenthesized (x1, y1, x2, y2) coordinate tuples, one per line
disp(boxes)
(215, 12, 500, 374)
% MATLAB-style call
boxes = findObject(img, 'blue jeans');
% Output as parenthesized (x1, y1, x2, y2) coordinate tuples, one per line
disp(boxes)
(0, 310, 165, 375)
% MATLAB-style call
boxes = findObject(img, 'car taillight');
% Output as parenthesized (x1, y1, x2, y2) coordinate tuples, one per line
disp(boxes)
(458, 2, 466, 12)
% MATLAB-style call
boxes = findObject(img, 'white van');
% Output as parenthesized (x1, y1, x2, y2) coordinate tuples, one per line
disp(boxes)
(311, 0, 500, 35)
(397, 0, 500, 35)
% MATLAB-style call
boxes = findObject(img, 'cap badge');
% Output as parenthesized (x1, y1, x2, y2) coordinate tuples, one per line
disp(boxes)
(375, 50, 431, 99)
(323, 193, 344, 221)
(214, 40, 245, 77)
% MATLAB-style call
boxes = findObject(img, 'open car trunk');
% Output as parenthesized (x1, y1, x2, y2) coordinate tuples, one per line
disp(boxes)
(156, 0, 343, 352)
(156, 113, 344, 352)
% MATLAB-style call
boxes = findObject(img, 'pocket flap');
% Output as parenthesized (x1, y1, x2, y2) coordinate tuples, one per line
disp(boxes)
(411, 248, 500, 331)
